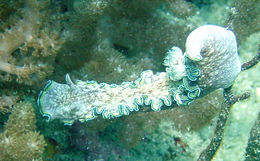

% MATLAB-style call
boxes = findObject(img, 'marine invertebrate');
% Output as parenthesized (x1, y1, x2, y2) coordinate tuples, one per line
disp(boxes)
(72, 39, 144, 84)
(0, 0, 64, 85)
(231, 0, 260, 41)
(245, 112, 260, 160)
(185, 25, 241, 94)
(0, 101, 46, 161)
(0, 0, 24, 23)
(38, 25, 241, 125)
(0, 94, 18, 114)
(197, 46, 260, 160)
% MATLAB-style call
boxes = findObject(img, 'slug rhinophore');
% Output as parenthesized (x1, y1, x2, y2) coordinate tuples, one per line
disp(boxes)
(38, 25, 241, 125)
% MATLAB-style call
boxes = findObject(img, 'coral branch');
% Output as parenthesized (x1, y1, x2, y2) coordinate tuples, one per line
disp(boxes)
(0, 60, 33, 75)
(0, 0, 64, 85)
(197, 48, 258, 160)
(197, 103, 231, 161)
(244, 112, 260, 160)
(241, 47, 260, 71)
(197, 89, 250, 161)
(224, 87, 250, 106)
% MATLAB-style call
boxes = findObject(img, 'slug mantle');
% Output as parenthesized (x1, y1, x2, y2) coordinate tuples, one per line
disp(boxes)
(37, 25, 241, 125)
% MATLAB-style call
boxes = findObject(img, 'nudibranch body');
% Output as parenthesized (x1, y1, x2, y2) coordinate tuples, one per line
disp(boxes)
(186, 25, 241, 94)
(38, 25, 241, 125)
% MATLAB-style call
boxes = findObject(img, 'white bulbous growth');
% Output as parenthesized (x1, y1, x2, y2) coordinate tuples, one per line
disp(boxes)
(185, 25, 241, 93)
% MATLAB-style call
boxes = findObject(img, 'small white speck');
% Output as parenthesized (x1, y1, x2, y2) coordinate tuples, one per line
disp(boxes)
(115, 65, 123, 73)
(241, 104, 247, 109)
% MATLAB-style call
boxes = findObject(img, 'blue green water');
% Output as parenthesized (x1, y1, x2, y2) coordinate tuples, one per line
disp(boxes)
(0, 0, 259, 160)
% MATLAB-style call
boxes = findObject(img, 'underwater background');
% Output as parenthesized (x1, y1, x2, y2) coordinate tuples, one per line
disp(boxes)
(0, 0, 259, 160)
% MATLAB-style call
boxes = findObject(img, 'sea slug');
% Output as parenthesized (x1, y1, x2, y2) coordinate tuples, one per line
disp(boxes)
(37, 25, 241, 125)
